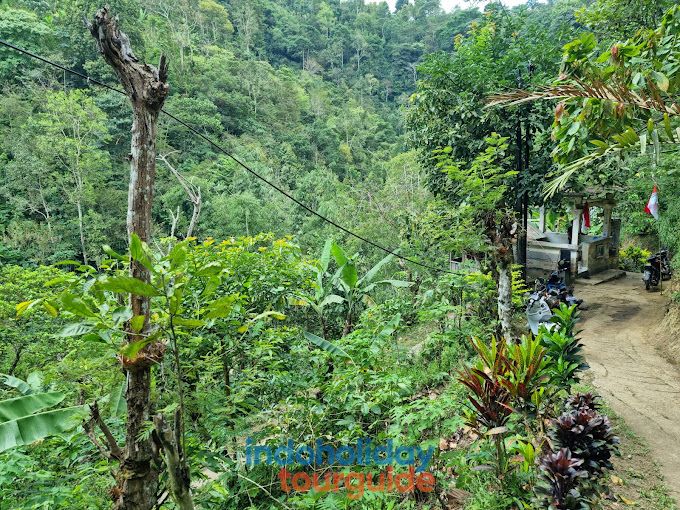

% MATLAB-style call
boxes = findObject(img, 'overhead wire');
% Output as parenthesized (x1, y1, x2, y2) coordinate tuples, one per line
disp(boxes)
(0, 38, 456, 275)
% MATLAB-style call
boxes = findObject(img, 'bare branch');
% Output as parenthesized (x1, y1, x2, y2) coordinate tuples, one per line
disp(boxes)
(158, 153, 202, 238)
(89, 401, 123, 461)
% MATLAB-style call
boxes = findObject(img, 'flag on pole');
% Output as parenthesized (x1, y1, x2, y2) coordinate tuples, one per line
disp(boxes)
(645, 185, 660, 220)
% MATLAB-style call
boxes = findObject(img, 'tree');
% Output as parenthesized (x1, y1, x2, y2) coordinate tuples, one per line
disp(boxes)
(489, 5, 680, 196)
(88, 7, 175, 509)
(433, 134, 518, 339)
(407, 4, 574, 277)
(32, 90, 110, 265)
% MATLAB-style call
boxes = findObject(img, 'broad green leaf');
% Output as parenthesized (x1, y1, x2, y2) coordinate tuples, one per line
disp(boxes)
(102, 244, 128, 262)
(109, 382, 126, 417)
(168, 242, 188, 270)
(130, 315, 146, 333)
(330, 242, 349, 267)
(0, 374, 32, 395)
(0, 406, 87, 453)
(57, 323, 93, 337)
(664, 113, 673, 141)
(42, 301, 58, 317)
(60, 294, 97, 318)
(359, 252, 395, 286)
(303, 332, 352, 361)
(120, 338, 154, 360)
(206, 295, 239, 318)
(319, 294, 345, 308)
(112, 307, 133, 327)
(173, 317, 205, 328)
(129, 233, 154, 270)
(0, 392, 65, 423)
(319, 238, 333, 272)
(340, 261, 358, 289)
(99, 276, 160, 297)
(196, 262, 222, 276)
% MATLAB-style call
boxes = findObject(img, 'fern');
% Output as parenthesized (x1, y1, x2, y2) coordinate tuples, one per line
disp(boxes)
(511, 264, 530, 307)
(316, 493, 343, 510)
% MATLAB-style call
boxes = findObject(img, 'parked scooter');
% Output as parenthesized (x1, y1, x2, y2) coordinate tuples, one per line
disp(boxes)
(545, 271, 583, 308)
(526, 262, 584, 334)
(526, 281, 557, 335)
(643, 249, 672, 290)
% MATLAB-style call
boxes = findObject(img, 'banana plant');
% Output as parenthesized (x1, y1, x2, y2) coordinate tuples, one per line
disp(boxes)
(0, 375, 86, 453)
(297, 239, 347, 338)
(327, 240, 411, 336)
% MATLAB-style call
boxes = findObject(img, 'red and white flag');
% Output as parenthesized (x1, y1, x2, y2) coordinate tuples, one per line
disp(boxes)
(645, 185, 660, 220)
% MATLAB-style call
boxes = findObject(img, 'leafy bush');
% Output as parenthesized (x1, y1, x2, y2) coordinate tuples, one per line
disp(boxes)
(535, 393, 620, 509)
(539, 305, 589, 388)
(535, 448, 588, 510)
(550, 408, 619, 476)
(619, 245, 651, 272)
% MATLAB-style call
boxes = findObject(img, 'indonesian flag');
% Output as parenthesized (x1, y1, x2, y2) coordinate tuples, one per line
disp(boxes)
(645, 185, 660, 220)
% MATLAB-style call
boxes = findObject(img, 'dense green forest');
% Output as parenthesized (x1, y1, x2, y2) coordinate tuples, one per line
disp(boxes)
(1, 0, 680, 508)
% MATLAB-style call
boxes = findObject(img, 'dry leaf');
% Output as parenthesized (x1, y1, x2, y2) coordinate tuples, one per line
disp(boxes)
(611, 474, 624, 486)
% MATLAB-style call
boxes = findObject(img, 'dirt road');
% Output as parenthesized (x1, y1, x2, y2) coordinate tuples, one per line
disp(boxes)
(576, 275, 680, 499)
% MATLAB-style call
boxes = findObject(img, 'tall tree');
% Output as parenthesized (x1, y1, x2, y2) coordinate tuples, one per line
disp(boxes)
(489, 4, 680, 196)
(433, 134, 518, 338)
(32, 90, 109, 265)
(89, 7, 170, 509)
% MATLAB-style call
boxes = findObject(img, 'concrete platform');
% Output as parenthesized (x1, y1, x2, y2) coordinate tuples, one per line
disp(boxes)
(577, 269, 626, 285)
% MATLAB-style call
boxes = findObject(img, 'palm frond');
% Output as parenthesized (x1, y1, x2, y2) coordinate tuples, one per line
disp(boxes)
(487, 80, 680, 116)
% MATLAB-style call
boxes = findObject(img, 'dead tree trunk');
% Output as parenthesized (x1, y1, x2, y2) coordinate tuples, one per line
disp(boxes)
(89, 8, 169, 510)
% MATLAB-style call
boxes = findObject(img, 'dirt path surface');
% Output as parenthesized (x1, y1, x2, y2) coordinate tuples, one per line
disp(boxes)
(575, 275, 680, 499)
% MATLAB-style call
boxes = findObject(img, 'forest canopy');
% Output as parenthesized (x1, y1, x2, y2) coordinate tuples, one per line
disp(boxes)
(0, 0, 679, 509)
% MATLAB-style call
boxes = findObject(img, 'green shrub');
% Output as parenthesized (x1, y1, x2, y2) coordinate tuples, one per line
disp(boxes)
(618, 245, 651, 272)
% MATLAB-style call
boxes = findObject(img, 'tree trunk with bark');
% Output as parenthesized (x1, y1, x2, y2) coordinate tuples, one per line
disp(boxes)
(77, 200, 88, 265)
(485, 213, 516, 341)
(496, 256, 514, 341)
(89, 8, 169, 510)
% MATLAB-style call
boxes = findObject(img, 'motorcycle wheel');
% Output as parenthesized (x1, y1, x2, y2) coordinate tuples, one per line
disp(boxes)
(645, 280, 651, 291)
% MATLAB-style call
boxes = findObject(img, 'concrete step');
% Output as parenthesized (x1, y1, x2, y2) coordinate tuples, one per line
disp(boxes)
(578, 269, 626, 285)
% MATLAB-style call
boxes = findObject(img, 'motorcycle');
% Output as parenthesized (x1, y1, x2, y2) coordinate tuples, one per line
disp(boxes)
(526, 264, 584, 335)
(526, 284, 557, 335)
(643, 249, 672, 290)
(544, 260, 584, 309)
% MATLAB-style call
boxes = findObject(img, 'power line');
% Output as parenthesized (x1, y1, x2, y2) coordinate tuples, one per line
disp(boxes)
(0, 38, 455, 275)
